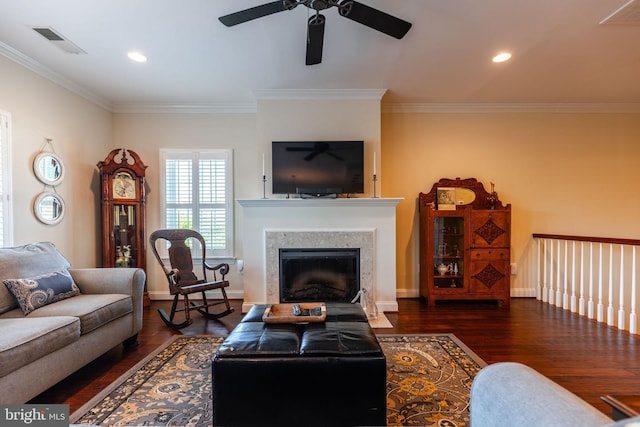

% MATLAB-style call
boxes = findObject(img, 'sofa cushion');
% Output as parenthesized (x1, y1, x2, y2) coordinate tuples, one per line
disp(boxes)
(3, 270, 80, 315)
(0, 242, 71, 314)
(0, 317, 80, 377)
(23, 294, 133, 334)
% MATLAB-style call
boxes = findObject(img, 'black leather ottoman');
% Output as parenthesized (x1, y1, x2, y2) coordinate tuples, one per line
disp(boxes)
(212, 303, 386, 427)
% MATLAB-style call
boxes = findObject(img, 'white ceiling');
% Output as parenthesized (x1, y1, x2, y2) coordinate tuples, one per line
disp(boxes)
(1, 0, 639, 111)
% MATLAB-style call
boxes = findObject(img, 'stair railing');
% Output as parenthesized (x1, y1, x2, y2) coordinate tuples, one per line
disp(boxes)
(532, 234, 640, 334)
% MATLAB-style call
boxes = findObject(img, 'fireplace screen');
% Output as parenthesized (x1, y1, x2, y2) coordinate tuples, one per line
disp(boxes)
(279, 248, 360, 302)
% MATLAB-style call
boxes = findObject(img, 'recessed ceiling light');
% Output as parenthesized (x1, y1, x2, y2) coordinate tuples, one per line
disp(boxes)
(127, 51, 147, 63)
(492, 52, 512, 63)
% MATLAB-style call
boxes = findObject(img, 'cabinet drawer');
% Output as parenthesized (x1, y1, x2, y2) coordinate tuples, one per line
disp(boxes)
(470, 249, 509, 261)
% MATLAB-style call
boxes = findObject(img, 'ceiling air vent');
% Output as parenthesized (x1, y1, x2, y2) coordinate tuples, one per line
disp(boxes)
(600, 0, 640, 25)
(32, 27, 86, 54)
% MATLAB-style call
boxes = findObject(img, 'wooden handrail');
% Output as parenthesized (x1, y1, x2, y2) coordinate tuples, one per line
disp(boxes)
(533, 233, 640, 247)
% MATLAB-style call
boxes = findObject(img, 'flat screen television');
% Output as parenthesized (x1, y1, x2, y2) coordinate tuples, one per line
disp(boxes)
(272, 141, 364, 196)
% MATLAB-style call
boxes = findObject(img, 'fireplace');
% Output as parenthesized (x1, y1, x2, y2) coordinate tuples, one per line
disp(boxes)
(279, 248, 360, 302)
(264, 229, 374, 307)
(237, 198, 402, 314)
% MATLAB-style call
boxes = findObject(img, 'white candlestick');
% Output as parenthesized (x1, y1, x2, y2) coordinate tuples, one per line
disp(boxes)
(262, 153, 265, 176)
(373, 152, 377, 175)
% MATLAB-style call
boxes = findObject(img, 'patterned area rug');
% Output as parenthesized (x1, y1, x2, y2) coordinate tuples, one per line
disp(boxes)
(71, 334, 485, 427)
(380, 335, 485, 426)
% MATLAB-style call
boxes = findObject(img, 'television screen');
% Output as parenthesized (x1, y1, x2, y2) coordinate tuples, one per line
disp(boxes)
(272, 141, 364, 196)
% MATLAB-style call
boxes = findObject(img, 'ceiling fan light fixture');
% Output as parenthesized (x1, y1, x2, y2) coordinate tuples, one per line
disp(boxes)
(492, 52, 512, 63)
(127, 51, 148, 63)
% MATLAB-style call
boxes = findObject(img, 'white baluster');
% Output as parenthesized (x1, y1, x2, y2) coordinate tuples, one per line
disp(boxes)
(548, 240, 554, 304)
(588, 242, 594, 319)
(563, 240, 569, 309)
(542, 239, 548, 302)
(579, 241, 585, 316)
(571, 241, 576, 313)
(597, 243, 604, 322)
(618, 245, 625, 330)
(631, 246, 637, 334)
(556, 240, 562, 307)
(536, 238, 542, 300)
(607, 244, 615, 326)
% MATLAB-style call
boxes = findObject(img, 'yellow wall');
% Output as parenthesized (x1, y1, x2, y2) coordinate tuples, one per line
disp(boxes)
(382, 111, 640, 296)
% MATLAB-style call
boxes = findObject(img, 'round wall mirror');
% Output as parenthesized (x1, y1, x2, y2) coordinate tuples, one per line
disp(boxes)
(34, 192, 65, 225)
(33, 152, 65, 186)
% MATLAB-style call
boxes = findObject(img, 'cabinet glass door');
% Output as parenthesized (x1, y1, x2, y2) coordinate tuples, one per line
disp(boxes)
(113, 204, 137, 267)
(433, 216, 465, 288)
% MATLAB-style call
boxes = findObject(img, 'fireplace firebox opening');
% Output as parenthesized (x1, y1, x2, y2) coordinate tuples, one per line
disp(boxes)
(279, 248, 360, 303)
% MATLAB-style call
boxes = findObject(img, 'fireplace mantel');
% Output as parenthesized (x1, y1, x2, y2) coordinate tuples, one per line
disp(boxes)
(237, 197, 403, 313)
(237, 198, 403, 208)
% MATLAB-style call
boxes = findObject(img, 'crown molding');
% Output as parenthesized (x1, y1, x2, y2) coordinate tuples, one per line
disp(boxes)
(111, 102, 257, 114)
(383, 102, 640, 114)
(0, 41, 112, 111)
(254, 88, 387, 101)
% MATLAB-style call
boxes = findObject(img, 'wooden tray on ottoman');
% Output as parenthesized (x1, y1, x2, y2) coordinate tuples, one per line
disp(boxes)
(262, 303, 327, 323)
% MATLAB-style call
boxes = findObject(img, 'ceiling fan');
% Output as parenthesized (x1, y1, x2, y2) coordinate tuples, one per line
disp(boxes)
(218, 0, 412, 65)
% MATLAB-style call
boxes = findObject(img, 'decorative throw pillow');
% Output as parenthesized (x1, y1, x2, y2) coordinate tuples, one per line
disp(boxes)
(3, 270, 80, 315)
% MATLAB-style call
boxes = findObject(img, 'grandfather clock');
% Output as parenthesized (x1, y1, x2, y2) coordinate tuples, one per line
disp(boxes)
(98, 148, 149, 305)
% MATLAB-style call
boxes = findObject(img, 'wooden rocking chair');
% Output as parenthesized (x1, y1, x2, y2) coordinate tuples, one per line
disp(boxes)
(149, 229, 234, 329)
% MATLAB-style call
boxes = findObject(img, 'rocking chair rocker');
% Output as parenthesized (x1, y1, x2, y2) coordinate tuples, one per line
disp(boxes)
(149, 229, 234, 329)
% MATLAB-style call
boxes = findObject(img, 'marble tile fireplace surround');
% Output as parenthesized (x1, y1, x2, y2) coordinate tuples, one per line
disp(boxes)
(237, 198, 402, 313)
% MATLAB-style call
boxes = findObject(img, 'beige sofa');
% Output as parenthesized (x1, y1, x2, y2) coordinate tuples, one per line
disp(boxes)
(0, 242, 145, 403)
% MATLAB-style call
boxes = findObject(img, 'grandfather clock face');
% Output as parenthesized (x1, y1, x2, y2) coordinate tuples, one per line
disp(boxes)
(112, 171, 136, 199)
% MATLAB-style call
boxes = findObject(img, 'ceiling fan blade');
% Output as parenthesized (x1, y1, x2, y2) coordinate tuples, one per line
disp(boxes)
(326, 152, 345, 161)
(338, 0, 411, 39)
(306, 14, 326, 65)
(286, 147, 314, 152)
(304, 151, 321, 161)
(219, 1, 289, 27)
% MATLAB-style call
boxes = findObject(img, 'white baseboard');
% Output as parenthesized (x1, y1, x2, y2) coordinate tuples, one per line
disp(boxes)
(148, 288, 535, 307)
(511, 287, 537, 298)
(376, 300, 398, 312)
(396, 288, 419, 298)
(396, 287, 536, 299)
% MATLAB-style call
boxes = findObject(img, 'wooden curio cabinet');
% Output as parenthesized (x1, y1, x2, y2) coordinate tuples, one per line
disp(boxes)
(419, 178, 511, 306)
(97, 148, 149, 305)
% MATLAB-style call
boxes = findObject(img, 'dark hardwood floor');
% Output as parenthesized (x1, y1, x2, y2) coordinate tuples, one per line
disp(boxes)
(31, 298, 640, 418)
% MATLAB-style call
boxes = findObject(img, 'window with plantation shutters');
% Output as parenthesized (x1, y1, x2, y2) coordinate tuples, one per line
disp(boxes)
(161, 149, 233, 258)
(0, 112, 12, 247)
